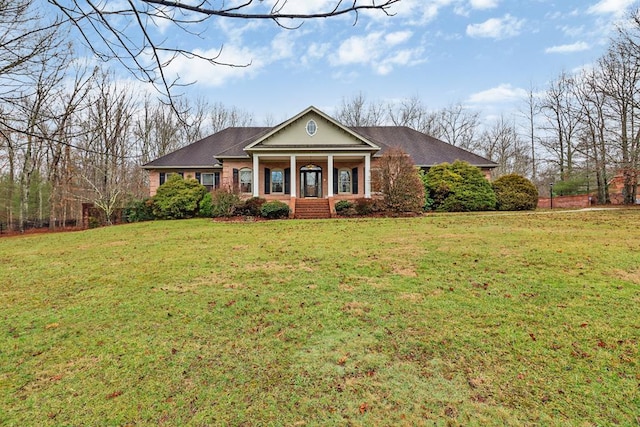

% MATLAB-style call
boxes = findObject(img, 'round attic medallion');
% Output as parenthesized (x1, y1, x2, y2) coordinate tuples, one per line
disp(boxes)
(306, 119, 317, 136)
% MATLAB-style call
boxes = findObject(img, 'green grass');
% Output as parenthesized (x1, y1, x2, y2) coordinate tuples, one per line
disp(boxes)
(1, 211, 638, 426)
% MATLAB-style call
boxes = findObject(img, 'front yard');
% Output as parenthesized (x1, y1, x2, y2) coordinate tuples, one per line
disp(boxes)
(0, 210, 638, 425)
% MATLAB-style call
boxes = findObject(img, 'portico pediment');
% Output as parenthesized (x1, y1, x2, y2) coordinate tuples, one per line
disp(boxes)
(244, 106, 380, 153)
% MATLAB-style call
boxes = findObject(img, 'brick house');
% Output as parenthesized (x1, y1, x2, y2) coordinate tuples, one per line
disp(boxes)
(142, 106, 496, 216)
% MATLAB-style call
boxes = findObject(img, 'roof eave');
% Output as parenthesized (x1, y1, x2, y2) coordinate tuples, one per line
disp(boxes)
(142, 165, 222, 170)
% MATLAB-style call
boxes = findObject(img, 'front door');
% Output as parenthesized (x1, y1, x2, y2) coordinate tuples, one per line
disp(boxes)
(301, 166, 322, 198)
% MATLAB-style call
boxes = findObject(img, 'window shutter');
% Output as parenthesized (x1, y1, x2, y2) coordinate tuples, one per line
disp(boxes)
(264, 168, 271, 194)
(195, 172, 201, 183)
(333, 168, 338, 194)
(284, 168, 291, 195)
(233, 169, 239, 190)
(352, 167, 359, 194)
(159, 172, 166, 186)
(214, 172, 220, 189)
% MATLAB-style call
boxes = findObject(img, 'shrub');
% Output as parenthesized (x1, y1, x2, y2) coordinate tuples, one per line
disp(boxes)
(425, 161, 496, 212)
(377, 147, 426, 213)
(198, 193, 214, 217)
(152, 175, 208, 219)
(236, 197, 266, 217)
(210, 188, 241, 218)
(123, 198, 155, 222)
(354, 198, 377, 215)
(260, 200, 290, 219)
(492, 174, 538, 211)
(334, 200, 354, 214)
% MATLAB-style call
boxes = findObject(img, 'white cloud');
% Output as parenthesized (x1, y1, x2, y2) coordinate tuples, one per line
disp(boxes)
(587, 0, 637, 16)
(331, 30, 423, 74)
(385, 31, 413, 46)
(470, 0, 500, 9)
(377, 0, 456, 25)
(301, 42, 331, 66)
(466, 14, 525, 39)
(545, 41, 590, 54)
(467, 84, 528, 104)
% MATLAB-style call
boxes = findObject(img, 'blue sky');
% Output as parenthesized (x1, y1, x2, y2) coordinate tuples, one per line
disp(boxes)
(150, 0, 639, 124)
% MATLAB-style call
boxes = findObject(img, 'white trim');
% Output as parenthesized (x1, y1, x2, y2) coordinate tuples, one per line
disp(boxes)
(306, 119, 317, 136)
(290, 155, 297, 198)
(270, 168, 285, 194)
(327, 155, 334, 197)
(365, 153, 371, 198)
(243, 106, 380, 152)
(338, 168, 352, 195)
(252, 155, 259, 197)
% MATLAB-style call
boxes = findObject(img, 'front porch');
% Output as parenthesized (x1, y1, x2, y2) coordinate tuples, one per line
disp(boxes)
(251, 153, 373, 200)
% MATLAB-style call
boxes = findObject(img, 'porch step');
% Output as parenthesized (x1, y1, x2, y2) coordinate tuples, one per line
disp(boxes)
(294, 199, 331, 219)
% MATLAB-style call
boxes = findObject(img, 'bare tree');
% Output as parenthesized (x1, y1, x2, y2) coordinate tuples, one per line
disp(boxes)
(478, 115, 530, 178)
(0, 1, 62, 91)
(574, 68, 611, 204)
(208, 102, 254, 133)
(48, 0, 400, 103)
(522, 85, 540, 181)
(539, 72, 583, 182)
(336, 93, 386, 126)
(602, 19, 640, 204)
(435, 103, 480, 150)
(76, 71, 137, 223)
(388, 95, 441, 136)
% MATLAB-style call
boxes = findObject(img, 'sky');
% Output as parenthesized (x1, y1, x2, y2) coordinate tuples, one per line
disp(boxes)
(119, 0, 640, 125)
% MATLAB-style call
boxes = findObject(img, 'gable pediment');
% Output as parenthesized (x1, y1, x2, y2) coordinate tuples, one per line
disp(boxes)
(245, 107, 379, 152)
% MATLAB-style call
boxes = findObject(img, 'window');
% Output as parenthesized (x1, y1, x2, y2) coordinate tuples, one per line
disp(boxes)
(159, 172, 183, 186)
(306, 119, 317, 136)
(338, 169, 352, 194)
(271, 169, 284, 194)
(240, 168, 252, 193)
(196, 172, 220, 190)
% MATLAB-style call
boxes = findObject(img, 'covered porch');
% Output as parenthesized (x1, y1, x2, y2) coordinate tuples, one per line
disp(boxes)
(250, 153, 374, 200)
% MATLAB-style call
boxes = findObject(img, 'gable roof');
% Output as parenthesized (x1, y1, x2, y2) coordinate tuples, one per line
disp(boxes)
(352, 126, 496, 167)
(143, 107, 496, 169)
(142, 127, 269, 169)
(244, 106, 380, 152)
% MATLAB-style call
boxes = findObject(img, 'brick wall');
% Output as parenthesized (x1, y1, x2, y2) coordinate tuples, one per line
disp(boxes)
(537, 194, 591, 209)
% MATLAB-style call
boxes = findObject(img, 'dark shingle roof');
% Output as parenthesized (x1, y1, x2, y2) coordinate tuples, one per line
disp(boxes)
(351, 126, 496, 167)
(142, 127, 270, 168)
(143, 125, 495, 169)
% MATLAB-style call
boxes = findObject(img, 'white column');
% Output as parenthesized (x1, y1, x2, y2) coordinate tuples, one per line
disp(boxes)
(290, 154, 297, 198)
(327, 154, 334, 197)
(364, 153, 371, 198)
(252, 154, 259, 197)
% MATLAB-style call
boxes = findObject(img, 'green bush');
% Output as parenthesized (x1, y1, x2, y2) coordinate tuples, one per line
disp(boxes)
(334, 200, 354, 213)
(123, 198, 155, 222)
(198, 193, 214, 217)
(260, 200, 290, 219)
(236, 197, 266, 217)
(425, 161, 496, 212)
(152, 175, 208, 219)
(492, 174, 538, 211)
(210, 188, 241, 218)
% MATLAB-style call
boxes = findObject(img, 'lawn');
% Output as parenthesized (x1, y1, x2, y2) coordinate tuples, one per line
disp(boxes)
(0, 210, 638, 426)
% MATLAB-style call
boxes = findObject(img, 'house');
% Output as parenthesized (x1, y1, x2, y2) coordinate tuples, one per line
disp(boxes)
(143, 106, 496, 216)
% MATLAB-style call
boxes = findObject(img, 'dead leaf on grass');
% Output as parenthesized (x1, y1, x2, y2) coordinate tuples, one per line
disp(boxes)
(359, 402, 369, 414)
(106, 391, 122, 399)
